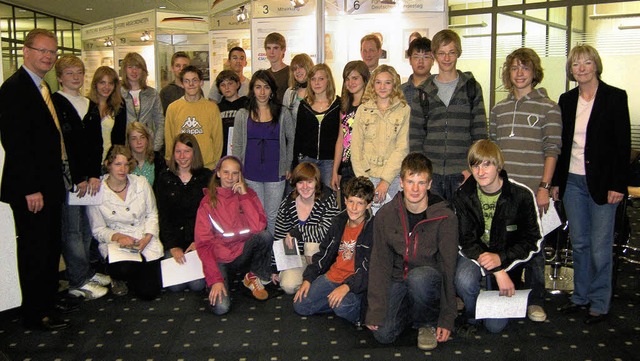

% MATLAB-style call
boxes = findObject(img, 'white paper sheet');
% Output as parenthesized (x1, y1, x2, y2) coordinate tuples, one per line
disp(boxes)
(68, 187, 104, 206)
(0, 202, 22, 312)
(540, 198, 562, 236)
(273, 239, 303, 271)
(108, 242, 143, 263)
(161, 250, 205, 287)
(475, 289, 531, 319)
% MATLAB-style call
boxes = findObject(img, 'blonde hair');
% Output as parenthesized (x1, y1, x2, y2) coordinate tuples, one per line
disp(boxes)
(126, 122, 154, 164)
(55, 54, 84, 78)
(288, 53, 314, 88)
(207, 156, 243, 208)
(121, 52, 149, 90)
(467, 139, 505, 171)
(304, 64, 336, 106)
(566, 44, 603, 82)
(362, 65, 406, 106)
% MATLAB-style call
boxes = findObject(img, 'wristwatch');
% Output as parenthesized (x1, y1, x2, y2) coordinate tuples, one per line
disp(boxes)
(539, 181, 551, 190)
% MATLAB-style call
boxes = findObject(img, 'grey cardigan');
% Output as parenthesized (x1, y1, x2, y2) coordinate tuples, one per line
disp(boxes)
(121, 86, 165, 152)
(232, 107, 295, 178)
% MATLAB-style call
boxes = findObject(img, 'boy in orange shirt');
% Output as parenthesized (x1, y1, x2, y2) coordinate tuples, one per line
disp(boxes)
(293, 177, 374, 324)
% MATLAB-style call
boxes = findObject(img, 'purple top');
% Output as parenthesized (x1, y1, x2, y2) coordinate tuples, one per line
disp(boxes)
(244, 117, 282, 182)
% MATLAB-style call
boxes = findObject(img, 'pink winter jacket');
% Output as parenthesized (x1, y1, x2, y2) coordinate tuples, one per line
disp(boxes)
(194, 186, 267, 286)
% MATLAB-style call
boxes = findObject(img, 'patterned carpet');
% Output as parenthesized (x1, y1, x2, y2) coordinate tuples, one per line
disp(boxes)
(1, 203, 639, 361)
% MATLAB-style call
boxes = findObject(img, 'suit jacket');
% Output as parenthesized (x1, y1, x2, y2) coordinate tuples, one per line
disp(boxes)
(553, 81, 630, 205)
(0, 67, 65, 204)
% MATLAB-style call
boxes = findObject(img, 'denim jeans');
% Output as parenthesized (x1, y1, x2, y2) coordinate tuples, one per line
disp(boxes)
(293, 275, 362, 324)
(208, 230, 273, 315)
(61, 201, 94, 288)
(563, 173, 617, 315)
(163, 250, 206, 292)
(299, 156, 334, 189)
(523, 242, 546, 307)
(430, 173, 465, 201)
(455, 255, 525, 333)
(372, 266, 442, 344)
(246, 179, 285, 237)
(369, 176, 400, 215)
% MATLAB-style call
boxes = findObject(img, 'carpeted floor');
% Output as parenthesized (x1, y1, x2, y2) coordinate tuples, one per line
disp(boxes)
(1, 203, 639, 361)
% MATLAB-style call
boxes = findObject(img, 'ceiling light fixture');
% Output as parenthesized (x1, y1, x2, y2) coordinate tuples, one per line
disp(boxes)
(103, 37, 113, 47)
(290, 0, 306, 8)
(236, 6, 248, 22)
(140, 31, 151, 42)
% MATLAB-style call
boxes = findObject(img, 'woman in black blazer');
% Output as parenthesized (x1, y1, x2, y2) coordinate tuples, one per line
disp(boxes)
(552, 45, 630, 324)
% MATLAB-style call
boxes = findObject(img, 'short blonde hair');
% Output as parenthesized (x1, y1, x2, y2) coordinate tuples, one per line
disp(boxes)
(362, 65, 406, 106)
(566, 44, 603, 82)
(467, 139, 504, 171)
(55, 54, 84, 78)
(432, 29, 462, 57)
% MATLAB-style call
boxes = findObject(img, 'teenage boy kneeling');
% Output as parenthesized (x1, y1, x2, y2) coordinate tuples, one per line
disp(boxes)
(293, 176, 375, 325)
(365, 153, 458, 351)
(452, 139, 542, 336)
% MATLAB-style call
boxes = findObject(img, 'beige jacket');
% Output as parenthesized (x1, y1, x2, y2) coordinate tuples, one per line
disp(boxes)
(351, 98, 410, 184)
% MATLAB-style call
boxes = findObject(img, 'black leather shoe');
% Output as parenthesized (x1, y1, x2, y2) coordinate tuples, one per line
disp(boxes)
(24, 315, 69, 331)
(558, 302, 586, 314)
(584, 313, 607, 325)
(55, 298, 80, 314)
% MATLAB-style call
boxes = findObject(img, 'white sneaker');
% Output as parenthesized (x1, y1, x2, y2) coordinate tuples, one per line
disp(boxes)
(69, 281, 108, 300)
(527, 305, 547, 322)
(89, 273, 111, 287)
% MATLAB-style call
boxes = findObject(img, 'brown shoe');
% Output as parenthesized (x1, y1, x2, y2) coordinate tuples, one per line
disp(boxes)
(243, 272, 268, 300)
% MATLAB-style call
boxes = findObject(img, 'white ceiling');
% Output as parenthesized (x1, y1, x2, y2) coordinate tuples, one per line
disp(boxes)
(4, 0, 210, 24)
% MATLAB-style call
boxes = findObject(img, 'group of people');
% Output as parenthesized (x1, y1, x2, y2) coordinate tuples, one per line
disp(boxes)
(0, 27, 629, 354)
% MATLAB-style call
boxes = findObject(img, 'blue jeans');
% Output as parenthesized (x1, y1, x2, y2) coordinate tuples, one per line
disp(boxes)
(163, 250, 206, 292)
(369, 176, 400, 215)
(523, 242, 546, 306)
(455, 255, 514, 333)
(246, 179, 285, 237)
(293, 275, 362, 324)
(372, 266, 442, 344)
(299, 156, 334, 189)
(563, 173, 617, 315)
(207, 230, 273, 315)
(61, 201, 94, 288)
(430, 173, 465, 201)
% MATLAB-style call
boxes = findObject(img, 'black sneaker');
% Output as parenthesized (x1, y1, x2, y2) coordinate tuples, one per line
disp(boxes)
(455, 323, 478, 339)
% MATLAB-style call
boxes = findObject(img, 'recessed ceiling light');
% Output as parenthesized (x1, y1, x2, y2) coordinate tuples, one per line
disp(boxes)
(86, 7, 93, 11)
(159, 6, 166, 9)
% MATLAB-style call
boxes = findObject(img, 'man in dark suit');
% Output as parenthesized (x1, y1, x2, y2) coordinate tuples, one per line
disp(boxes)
(0, 29, 69, 330)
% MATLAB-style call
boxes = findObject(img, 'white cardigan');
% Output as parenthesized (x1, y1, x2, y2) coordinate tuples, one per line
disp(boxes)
(87, 174, 163, 261)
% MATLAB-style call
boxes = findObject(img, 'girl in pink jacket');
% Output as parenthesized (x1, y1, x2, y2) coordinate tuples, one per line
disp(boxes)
(194, 155, 272, 315)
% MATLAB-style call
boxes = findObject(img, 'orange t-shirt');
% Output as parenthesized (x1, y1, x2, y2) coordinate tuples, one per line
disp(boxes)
(326, 221, 364, 284)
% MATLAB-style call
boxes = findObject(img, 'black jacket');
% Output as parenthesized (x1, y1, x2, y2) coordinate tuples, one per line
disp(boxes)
(0, 67, 65, 204)
(293, 96, 341, 161)
(452, 170, 542, 274)
(302, 210, 374, 295)
(51, 92, 91, 186)
(553, 81, 631, 205)
(83, 100, 127, 174)
(156, 167, 212, 251)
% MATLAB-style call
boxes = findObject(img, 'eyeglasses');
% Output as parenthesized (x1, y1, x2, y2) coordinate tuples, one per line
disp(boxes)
(411, 55, 434, 61)
(26, 45, 58, 57)
(436, 51, 458, 59)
